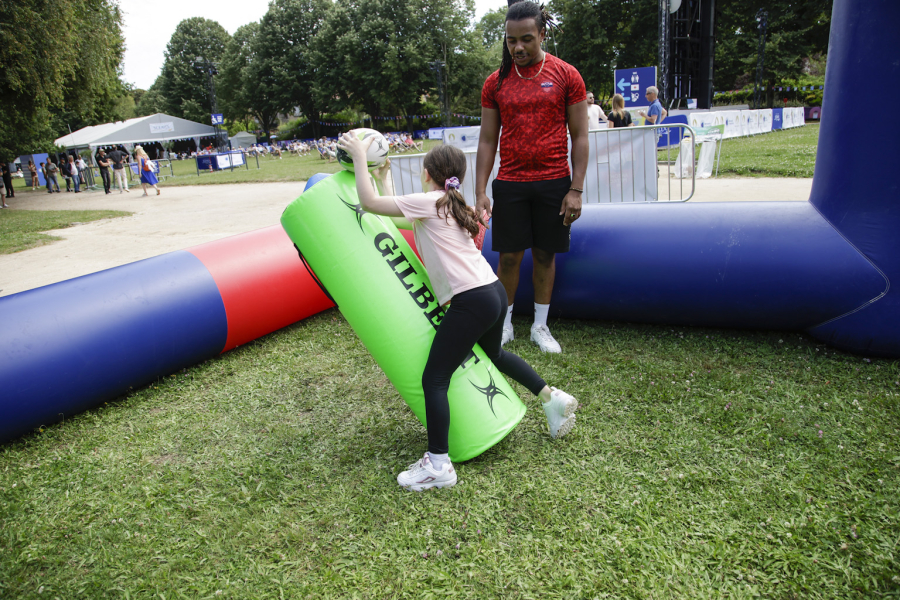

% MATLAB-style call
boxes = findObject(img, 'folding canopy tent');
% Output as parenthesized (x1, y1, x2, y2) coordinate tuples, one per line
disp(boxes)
(54, 113, 218, 156)
(229, 131, 256, 149)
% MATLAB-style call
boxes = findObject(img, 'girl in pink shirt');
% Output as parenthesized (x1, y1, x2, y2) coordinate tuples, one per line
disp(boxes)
(339, 133, 579, 492)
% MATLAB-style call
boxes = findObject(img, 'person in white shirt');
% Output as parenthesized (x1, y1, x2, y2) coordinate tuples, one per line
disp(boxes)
(338, 132, 579, 492)
(586, 91, 608, 130)
(75, 156, 88, 185)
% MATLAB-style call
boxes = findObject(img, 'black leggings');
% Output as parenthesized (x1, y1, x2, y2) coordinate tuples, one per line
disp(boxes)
(422, 279, 546, 455)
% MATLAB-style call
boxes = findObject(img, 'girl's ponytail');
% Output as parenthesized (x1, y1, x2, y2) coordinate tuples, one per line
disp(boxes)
(424, 145, 488, 238)
(436, 187, 486, 238)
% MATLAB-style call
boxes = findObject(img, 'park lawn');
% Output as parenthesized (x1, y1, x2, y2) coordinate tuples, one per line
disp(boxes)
(0, 209, 132, 254)
(160, 140, 442, 187)
(662, 123, 819, 179)
(1, 311, 898, 598)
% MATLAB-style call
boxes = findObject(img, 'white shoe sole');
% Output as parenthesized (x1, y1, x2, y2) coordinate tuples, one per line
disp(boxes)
(400, 477, 458, 492)
(501, 327, 514, 346)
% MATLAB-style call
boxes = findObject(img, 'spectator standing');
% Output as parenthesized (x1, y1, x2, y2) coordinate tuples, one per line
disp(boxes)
(67, 156, 81, 193)
(607, 93, 634, 128)
(586, 92, 609, 130)
(76, 155, 88, 186)
(40, 162, 50, 193)
(475, 1, 588, 354)
(108, 147, 130, 193)
(638, 86, 666, 125)
(62, 155, 73, 192)
(46, 159, 61, 192)
(28, 160, 39, 190)
(0, 161, 12, 206)
(134, 145, 160, 196)
(95, 149, 111, 194)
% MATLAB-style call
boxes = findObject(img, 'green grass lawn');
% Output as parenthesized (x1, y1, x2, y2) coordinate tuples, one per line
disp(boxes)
(0, 209, 132, 254)
(662, 123, 819, 179)
(2, 312, 898, 598)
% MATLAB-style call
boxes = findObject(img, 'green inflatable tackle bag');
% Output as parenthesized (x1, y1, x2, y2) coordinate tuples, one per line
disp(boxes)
(281, 171, 526, 462)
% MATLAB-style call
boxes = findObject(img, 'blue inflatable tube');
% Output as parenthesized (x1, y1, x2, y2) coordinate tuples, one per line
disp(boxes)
(0, 252, 227, 442)
(484, 201, 885, 331)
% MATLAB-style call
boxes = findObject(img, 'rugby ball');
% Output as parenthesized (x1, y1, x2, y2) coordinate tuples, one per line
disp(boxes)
(336, 129, 389, 172)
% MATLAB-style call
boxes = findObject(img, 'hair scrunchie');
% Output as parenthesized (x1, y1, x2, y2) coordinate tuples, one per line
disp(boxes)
(444, 177, 461, 191)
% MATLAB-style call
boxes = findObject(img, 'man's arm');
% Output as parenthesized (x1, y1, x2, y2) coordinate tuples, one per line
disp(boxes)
(475, 107, 500, 219)
(563, 100, 589, 227)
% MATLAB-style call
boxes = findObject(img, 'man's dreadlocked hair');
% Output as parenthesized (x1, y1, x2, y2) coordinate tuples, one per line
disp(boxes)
(497, 1, 559, 91)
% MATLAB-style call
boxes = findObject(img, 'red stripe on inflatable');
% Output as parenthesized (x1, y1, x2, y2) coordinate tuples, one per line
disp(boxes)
(187, 225, 334, 353)
(399, 229, 420, 260)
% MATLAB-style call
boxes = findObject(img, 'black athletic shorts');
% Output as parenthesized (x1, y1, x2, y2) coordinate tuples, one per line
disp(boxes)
(490, 176, 572, 254)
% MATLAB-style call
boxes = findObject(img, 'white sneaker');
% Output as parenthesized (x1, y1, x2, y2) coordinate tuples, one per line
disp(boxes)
(531, 324, 561, 353)
(543, 387, 578, 438)
(397, 454, 457, 491)
(501, 324, 514, 346)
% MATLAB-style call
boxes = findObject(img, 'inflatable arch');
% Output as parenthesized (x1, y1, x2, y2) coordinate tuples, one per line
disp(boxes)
(488, 0, 898, 357)
(0, 0, 896, 444)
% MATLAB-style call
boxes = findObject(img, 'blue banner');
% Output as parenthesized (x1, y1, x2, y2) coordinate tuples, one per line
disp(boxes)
(771, 108, 784, 130)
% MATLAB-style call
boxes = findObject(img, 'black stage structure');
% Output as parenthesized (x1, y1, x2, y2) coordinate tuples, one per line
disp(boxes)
(658, 0, 716, 110)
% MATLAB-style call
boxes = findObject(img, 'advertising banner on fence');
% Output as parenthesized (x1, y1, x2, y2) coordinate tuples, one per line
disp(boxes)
(442, 126, 481, 150)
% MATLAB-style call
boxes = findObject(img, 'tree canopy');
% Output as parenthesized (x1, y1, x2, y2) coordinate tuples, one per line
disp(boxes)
(0, 0, 126, 158)
(158, 17, 231, 124)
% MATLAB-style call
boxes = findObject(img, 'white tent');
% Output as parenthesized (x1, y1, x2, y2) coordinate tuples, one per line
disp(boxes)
(229, 131, 256, 149)
(55, 113, 217, 151)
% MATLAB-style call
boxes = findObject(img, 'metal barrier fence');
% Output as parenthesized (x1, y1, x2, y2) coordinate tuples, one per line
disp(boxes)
(390, 124, 696, 204)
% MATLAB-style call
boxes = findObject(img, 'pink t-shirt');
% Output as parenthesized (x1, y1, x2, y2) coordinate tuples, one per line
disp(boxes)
(392, 190, 497, 306)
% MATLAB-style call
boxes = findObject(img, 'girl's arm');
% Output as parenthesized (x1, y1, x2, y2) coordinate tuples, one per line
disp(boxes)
(338, 132, 405, 219)
(372, 158, 412, 230)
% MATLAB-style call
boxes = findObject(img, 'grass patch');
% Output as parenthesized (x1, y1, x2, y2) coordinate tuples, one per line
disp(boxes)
(0, 209, 132, 254)
(2, 311, 898, 598)
(661, 123, 819, 178)
(159, 140, 442, 187)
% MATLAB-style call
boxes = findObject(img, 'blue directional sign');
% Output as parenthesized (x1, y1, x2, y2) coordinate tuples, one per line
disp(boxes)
(614, 67, 657, 108)
(211, 113, 224, 125)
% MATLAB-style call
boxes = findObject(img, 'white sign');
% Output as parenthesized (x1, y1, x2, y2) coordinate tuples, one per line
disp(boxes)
(443, 127, 481, 150)
(149, 122, 174, 134)
(215, 152, 245, 169)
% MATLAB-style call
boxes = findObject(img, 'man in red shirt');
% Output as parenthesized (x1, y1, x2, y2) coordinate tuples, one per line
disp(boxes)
(475, 0, 588, 354)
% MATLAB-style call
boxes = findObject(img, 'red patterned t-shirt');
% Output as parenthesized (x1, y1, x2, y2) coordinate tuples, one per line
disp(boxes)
(481, 53, 586, 182)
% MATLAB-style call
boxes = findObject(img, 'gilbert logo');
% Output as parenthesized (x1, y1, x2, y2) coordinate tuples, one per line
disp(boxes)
(340, 195, 382, 232)
(373, 232, 444, 330)
(469, 371, 509, 417)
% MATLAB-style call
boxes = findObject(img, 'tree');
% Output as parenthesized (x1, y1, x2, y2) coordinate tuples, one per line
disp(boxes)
(478, 8, 506, 49)
(217, 22, 283, 139)
(158, 18, 231, 123)
(715, 1, 832, 106)
(134, 80, 168, 117)
(445, 19, 497, 114)
(550, 0, 656, 99)
(0, 0, 125, 157)
(257, 0, 332, 140)
(313, 0, 471, 133)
